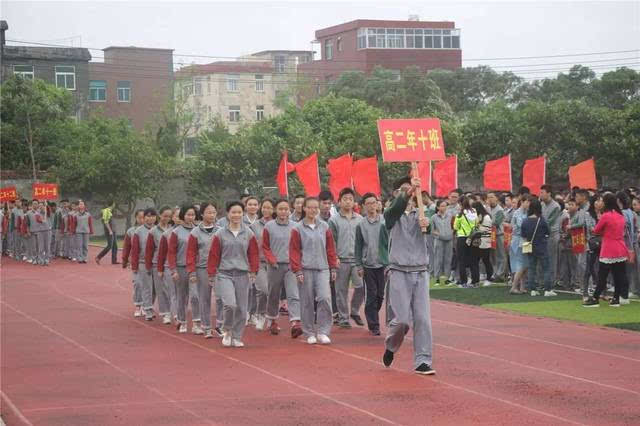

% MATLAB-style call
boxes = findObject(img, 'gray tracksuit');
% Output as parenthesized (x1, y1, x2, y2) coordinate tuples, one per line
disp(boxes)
(430, 212, 454, 280)
(24, 210, 38, 261)
(126, 225, 143, 306)
(489, 204, 507, 279)
(169, 224, 200, 325)
(542, 199, 562, 284)
(33, 209, 51, 264)
(133, 224, 154, 317)
(188, 223, 218, 330)
(10, 207, 24, 258)
(263, 219, 300, 322)
(250, 218, 270, 316)
(384, 192, 433, 369)
(160, 227, 177, 318)
(74, 211, 93, 262)
(147, 225, 172, 317)
(329, 211, 364, 323)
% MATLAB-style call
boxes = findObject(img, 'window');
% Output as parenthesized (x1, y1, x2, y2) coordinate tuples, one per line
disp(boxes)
(55, 65, 76, 90)
(255, 74, 264, 92)
(325, 39, 333, 60)
(433, 29, 442, 48)
(89, 80, 106, 102)
(13, 65, 34, 80)
(452, 29, 461, 49)
(194, 79, 203, 96)
(337, 37, 343, 52)
(376, 29, 386, 48)
(228, 105, 240, 122)
(182, 83, 193, 97)
(227, 74, 239, 92)
(357, 28, 367, 49)
(405, 29, 414, 48)
(414, 29, 423, 48)
(117, 81, 131, 102)
(274, 55, 286, 73)
(354, 27, 460, 50)
(424, 29, 433, 48)
(256, 105, 264, 121)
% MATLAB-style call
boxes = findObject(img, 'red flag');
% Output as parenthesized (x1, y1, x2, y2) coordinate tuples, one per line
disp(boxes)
(433, 155, 458, 198)
(483, 155, 512, 192)
(327, 154, 353, 200)
(408, 162, 432, 195)
(522, 156, 546, 195)
(568, 158, 597, 190)
(275, 151, 295, 197)
(353, 156, 381, 197)
(294, 153, 321, 196)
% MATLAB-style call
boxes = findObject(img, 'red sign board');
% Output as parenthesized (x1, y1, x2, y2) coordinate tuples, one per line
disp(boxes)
(0, 186, 18, 202)
(503, 224, 513, 250)
(377, 118, 446, 162)
(32, 183, 59, 200)
(570, 228, 586, 254)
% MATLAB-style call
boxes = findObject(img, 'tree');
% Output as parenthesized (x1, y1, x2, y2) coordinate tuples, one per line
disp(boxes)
(0, 76, 74, 180)
(53, 117, 171, 229)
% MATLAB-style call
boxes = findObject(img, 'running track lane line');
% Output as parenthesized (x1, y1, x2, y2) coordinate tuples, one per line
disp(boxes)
(5, 285, 400, 426)
(1, 390, 34, 426)
(46, 273, 584, 426)
(1, 302, 218, 426)
(318, 346, 587, 426)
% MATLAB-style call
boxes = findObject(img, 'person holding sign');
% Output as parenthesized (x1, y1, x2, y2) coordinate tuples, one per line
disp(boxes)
(382, 176, 435, 375)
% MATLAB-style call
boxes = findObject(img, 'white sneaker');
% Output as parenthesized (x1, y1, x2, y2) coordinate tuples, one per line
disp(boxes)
(544, 290, 558, 297)
(247, 314, 257, 326)
(204, 329, 213, 339)
(620, 297, 630, 305)
(307, 335, 317, 345)
(232, 339, 244, 348)
(317, 334, 331, 345)
(162, 314, 171, 325)
(530, 290, 540, 296)
(178, 324, 187, 333)
(222, 332, 232, 347)
(22, 256, 27, 261)
(574, 288, 582, 294)
(482, 280, 492, 287)
(27, 259, 33, 264)
(628, 292, 638, 299)
(255, 315, 266, 331)
(192, 323, 204, 335)
(134, 308, 142, 317)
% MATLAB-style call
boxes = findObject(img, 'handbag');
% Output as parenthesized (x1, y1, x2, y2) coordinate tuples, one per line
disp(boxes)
(463, 215, 481, 247)
(522, 218, 540, 254)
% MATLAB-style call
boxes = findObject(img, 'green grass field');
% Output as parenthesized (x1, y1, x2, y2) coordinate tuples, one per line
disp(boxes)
(430, 284, 640, 332)
(89, 236, 124, 247)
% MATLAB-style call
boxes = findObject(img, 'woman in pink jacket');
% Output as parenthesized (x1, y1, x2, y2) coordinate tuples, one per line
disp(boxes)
(583, 193, 630, 308)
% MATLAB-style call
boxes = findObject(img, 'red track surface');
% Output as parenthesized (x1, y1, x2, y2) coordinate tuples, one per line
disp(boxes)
(2, 247, 639, 425)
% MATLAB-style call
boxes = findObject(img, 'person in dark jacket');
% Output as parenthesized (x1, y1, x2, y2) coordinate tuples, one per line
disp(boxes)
(521, 199, 556, 297)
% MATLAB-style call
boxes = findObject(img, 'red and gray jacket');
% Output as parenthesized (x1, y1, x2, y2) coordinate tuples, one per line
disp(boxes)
(263, 218, 294, 265)
(167, 224, 194, 272)
(206, 225, 259, 277)
(122, 225, 138, 268)
(249, 217, 270, 263)
(289, 220, 338, 276)
(145, 224, 171, 271)
(74, 211, 93, 234)
(186, 223, 219, 276)
(131, 224, 152, 272)
(157, 226, 175, 273)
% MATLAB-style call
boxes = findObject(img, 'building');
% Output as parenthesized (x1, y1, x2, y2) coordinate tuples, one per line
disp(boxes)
(1, 44, 92, 119)
(175, 50, 313, 144)
(88, 46, 174, 131)
(298, 19, 462, 84)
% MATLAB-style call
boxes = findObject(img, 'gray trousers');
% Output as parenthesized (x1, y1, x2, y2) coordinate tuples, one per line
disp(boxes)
(10, 230, 22, 257)
(426, 235, 435, 274)
(54, 231, 64, 256)
(195, 268, 213, 330)
(432, 239, 453, 279)
(139, 266, 155, 316)
(254, 262, 269, 316)
(162, 268, 177, 317)
(175, 266, 201, 324)
(547, 233, 560, 284)
(152, 267, 171, 316)
(35, 231, 50, 264)
(335, 261, 364, 322)
(132, 271, 143, 306)
(248, 283, 257, 316)
(299, 269, 332, 337)
(385, 270, 433, 368)
(266, 263, 300, 321)
(558, 249, 577, 288)
(491, 234, 507, 280)
(64, 233, 72, 258)
(576, 252, 588, 293)
(216, 271, 250, 340)
(74, 234, 89, 261)
(24, 234, 36, 261)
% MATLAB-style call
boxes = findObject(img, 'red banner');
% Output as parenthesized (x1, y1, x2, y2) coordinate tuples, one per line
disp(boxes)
(32, 183, 59, 200)
(522, 156, 546, 196)
(327, 154, 353, 201)
(377, 118, 445, 162)
(483, 155, 512, 192)
(0, 186, 18, 202)
(503, 223, 513, 250)
(570, 227, 586, 254)
(433, 155, 458, 197)
(352, 157, 381, 197)
(294, 153, 321, 197)
(275, 151, 295, 197)
(568, 158, 597, 190)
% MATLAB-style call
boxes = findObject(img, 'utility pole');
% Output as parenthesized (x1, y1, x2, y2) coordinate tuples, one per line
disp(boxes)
(0, 20, 8, 83)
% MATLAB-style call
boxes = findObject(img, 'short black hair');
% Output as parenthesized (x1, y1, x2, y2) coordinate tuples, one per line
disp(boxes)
(518, 186, 531, 196)
(540, 184, 553, 193)
(199, 202, 216, 217)
(293, 194, 305, 202)
(360, 192, 378, 204)
(436, 199, 448, 208)
(393, 176, 411, 190)
(60, 199, 69, 203)
(244, 196, 259, 206)
(143, 208, 157, 217)
(452, 188, 463, 196)
(318, 190, 333, 202)
(158, 205, 173, 216)
(179, 204, 197, 220)
(226, 200, 245, 212)
(528, 199, 542, 216)
(134, 209, 145, 217)
(338, 187, 356, 200)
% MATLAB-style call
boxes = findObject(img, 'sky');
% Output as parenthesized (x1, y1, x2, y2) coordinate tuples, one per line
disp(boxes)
(2, 0, 639, 79)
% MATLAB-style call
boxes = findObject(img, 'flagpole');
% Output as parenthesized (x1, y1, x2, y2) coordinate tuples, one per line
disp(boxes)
(411, 162, 428, 234)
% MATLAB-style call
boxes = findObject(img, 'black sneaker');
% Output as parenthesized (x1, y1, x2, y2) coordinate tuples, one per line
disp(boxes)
(382, 349, 394, 367)
(350, 315, 364, 327)
(609, 297, 621, 307)
(370, 328, 381, 336)
(582, 297, 599, 308)
(415, 363, 436, 375)
(214, 326, 224, 337)
(338, 320, 352, 329)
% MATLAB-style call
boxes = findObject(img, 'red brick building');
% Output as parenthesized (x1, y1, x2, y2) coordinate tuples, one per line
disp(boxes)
(298, 19, 462, 83)
(88, 46, 173, 131)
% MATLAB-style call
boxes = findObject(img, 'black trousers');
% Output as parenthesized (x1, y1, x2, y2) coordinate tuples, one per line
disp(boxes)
(456, 237, 479, 285)
(594, 261, 629, 300)
(363, 267, 385, 331)
(96, 224, 118, 263)
(471, 246, 493, 282)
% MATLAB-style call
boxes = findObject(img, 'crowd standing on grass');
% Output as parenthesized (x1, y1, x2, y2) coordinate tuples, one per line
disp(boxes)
(3, 182, 639, 373)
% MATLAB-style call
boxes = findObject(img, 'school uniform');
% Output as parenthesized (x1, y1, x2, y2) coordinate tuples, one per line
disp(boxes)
(542, 199, 562, 284)
(131, 224, 155, 319)
(53, 208, 67, 257)
(430, 212, 454, 281)
(63, 210, 74, 259)
(122, 225, 143, 308)
(250, 218, 270, 319)
(558, 212, 578, 289)
(263, 219, 301, 325)
(146, 224, 173, 321)
(569, 206, 590, 295)
(68, 211, 79, 260)
(158, 227, 178, 320)
(207, 224, 260, 343)
(186, 223, 219, 333)
(0, 209, 4, 255)
(74, 211, 93, 262)
(23, 210, 38, 262)
(33, 209, 51, 264)
(383, 192, 434, 370)
(243, 214, 260, 317)
(424, 203, 436, 274)
(355, 214, 387, 333)
(489, 204, 507, 280)
(289, 211, 303, 223)
(328, 211, 365, 326)
(289, 219, 338, 339)
(168, 224, 200, 327)
(9, 207, 24, 259)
